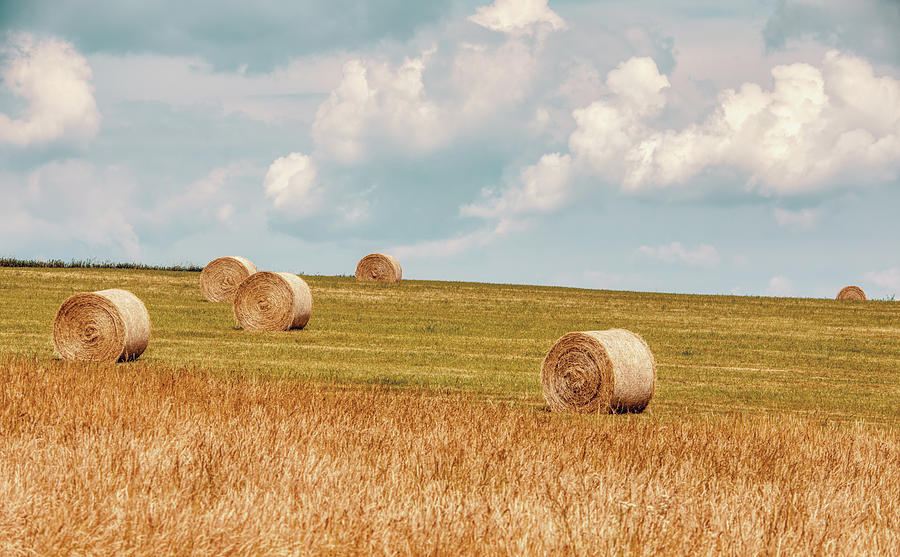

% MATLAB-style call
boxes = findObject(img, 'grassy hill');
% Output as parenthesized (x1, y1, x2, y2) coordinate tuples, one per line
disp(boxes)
(2, 266, 898, 424)
(1, 266, 899, 553)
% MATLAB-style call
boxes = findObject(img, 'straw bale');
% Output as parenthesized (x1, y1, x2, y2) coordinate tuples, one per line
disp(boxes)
(53, 289, 151, 362)
(200, 256, 258, 302)
(541, 329, 655, 413)
(233, 272, 312, 331)
(836, 285, 866, 301)
(355, 253, 402, 283)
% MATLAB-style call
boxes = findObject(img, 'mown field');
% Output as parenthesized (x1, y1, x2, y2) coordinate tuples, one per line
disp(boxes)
(1, 266, 898, 421)
(1, 266, 899, 554)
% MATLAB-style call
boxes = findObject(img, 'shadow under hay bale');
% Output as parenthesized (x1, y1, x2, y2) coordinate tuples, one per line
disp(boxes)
(200, 256, 258, 302)
(541, 329, 655, 414)
(355, 253, 402, 283)
(53, 289, 151, 362)
(233, 272, 312, 331)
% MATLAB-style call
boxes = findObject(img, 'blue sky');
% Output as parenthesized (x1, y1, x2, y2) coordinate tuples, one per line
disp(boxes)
(2, 0, 899, 298)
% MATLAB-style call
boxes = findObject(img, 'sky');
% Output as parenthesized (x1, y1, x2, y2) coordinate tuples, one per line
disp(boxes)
(1, 0, 899, 298)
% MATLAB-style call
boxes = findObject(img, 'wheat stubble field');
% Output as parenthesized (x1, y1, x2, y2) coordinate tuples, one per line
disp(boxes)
(1, 266, 899, 554)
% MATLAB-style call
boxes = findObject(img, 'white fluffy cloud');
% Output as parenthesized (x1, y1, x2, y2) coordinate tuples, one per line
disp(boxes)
(309, 39, 551, 164)
(311, 54, 441, 163)
(306, 1, 568, 166)
(263, 152, 322, 215)
(456, 49, 900, 245)
(0, 159, 265, 259)
(461, 152, 572, 222)
(0, 160, 139, 258)
(452, 39, 542, 116)
(469, 0, 566, 35)
(0, 34, 100, 146)
(571, 51, 900, 195)
(270, 0, 569, 219)
(637, 242, 719, 267)
(456, 57, 671, 233)
(864, 267, 900, 293)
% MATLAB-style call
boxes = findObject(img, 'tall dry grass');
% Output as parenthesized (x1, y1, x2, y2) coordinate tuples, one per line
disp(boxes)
(1, 356, 897, 555)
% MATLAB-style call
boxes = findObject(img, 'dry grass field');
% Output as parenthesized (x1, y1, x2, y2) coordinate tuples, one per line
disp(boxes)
(2, 357, 898, 555)
(1, 266, 899, 554)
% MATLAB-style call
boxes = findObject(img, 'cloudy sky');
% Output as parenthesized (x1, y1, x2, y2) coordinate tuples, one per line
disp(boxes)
(2, 0, 899, 297)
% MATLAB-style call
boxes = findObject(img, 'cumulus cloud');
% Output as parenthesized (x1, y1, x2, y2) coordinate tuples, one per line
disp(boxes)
(263, 152, 322, 215)
(309, 38, 552, 164)
(864, 267, 900, 293)
(0, 160, 139, 258)
(268, 0, 570, 229)
(452, 39, 542, 116)
(569, 56, 672, 188)
(267, 6, 564, 229)
(142, 162, 258, 229)
(0, 159, 268, 259)
(461, 152, 572, 222)
(307, 1, 569, 166)
(636, 242, 719, 267)
(458, 49, 900, 241)
(0, 33, 100, 146)
(311, 53, 441, 163)
(468, 0, 566, 35)
(570, 51, 900, 195)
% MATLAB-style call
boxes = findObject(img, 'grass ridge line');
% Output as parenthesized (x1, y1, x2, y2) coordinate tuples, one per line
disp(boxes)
(0, 257, 202, 272)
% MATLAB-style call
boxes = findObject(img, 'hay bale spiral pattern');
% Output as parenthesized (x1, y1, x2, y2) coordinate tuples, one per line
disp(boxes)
(355, 253, 402, 283)
(541, 329, 655, 414)
(53, 289, 151, 362)
(836, 285, 866, 301)
(233, 272, 312, 331)
(200, 256, 258, 302)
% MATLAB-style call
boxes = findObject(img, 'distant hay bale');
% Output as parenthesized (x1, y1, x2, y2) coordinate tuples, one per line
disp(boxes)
(200, 256, 258, 302)
(836, 286, 866, 301)
(541, 329, 655, 414)
(355, 253, 402, 283)
(53, 289, 151, 362)
(233, 272, 312, 331)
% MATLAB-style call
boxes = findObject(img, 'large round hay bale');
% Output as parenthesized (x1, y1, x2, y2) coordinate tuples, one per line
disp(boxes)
(200, 256, 258, 302)
(355, 253, 402, 283)
(53, 289, 151, 362)
(541, 329, 655, 414)
(233, 272, 312, 331)
(836, 285, 866, 301)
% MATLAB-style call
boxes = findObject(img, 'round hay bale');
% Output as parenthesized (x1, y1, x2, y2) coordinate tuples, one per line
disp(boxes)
(836, 285, 866, 301)
(355, 253, 402, 283)
(200, 256, 258, 302)
(53, 289, 151, 362)
(541, 329, 655, 414)
(233, 272, 312, 331)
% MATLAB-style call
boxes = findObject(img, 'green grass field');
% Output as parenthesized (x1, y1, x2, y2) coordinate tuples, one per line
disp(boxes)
(1, 266, 898, 424)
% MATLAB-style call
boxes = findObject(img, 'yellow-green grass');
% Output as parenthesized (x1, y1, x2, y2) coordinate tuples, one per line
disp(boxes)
(1, 266, 898, 424)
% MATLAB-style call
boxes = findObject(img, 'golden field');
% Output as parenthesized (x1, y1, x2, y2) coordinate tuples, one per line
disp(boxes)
(0, 266, 898, 554)
(1, 357, 898, 555)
